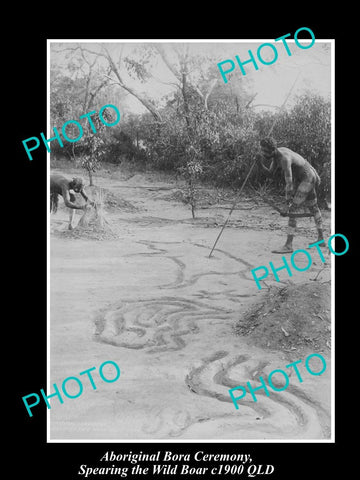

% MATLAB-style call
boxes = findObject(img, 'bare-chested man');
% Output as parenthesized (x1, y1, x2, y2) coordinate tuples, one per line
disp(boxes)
(50, 174, 94, 229)
(259, 137, 324, 253)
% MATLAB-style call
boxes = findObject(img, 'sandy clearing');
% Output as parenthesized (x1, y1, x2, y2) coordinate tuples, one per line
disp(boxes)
(49, 169, 332, 441)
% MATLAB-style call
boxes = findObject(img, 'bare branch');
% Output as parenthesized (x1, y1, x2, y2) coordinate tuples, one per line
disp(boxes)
(101, 45, 162, 122)
(153, 44, 182, 82)
(193, 86, 204, 98)
(52, 45, 107, 59)
(252, 104, 281, 110)
(53, 43, 162, 122)
(204, 78, 217, 110)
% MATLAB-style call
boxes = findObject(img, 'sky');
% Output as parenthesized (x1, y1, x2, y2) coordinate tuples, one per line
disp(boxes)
(50, 40, 333, 116)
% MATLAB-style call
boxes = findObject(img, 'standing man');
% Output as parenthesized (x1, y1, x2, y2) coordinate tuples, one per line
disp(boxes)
(50, 174, 93, 230)
(259, 137, 324, 253)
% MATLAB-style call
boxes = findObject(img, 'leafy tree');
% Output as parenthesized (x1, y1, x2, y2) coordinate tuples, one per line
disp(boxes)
(177, 145, 203, 218)
(81, 107, 115, 185)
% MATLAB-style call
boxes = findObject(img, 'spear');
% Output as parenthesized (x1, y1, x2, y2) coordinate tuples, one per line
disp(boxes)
(208, 71, 301, 258)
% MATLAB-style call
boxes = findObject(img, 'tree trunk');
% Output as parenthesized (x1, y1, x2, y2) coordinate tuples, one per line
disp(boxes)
(188, 176, 196, 219)
(71, 143, 76, 164)
(88, 168, 93, 186)
(182, 72, 191, 132)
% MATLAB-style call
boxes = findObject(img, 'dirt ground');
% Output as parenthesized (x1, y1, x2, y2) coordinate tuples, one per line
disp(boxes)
(49, 165, 332, 441)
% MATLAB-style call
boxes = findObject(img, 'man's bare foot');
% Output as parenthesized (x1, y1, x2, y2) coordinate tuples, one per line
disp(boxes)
(307, 239, 327, 249)
(271, 245, 293, 254)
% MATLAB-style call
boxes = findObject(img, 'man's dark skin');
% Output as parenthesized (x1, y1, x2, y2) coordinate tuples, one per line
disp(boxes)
(259, 137, 324, 253)
(50, 174, 94, 229)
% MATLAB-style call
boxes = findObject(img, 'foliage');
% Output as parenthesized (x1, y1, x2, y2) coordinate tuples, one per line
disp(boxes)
(130, 91, 331, 204)
(177, 146, 203, 218)
(272, 92, 331, 202)
(81, 107, 115, 184)
(50, 45, 331, 204)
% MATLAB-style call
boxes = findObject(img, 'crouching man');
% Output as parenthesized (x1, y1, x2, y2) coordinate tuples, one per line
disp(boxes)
(50, 174, 94, 230)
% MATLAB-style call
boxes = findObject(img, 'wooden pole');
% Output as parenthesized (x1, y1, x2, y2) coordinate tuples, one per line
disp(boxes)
(208, 72, 301, 258)
(208, 160, 257, 258)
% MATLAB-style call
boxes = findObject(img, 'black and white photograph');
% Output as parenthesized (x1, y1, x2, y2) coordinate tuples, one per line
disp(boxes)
(46, 38, 334, 442)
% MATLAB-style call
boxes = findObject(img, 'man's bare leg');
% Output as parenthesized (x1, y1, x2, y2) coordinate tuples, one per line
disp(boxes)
(307, 204, 327, 248)
(272, 205, 325, 253)
(272, 216, 295, 253)
(68, 208, 75, 230)
(311, 205, 325, 242)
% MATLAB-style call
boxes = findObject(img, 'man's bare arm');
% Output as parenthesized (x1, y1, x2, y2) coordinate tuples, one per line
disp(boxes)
(80, 188, 96, 207)
(281, 160, 294, 201)
(80, 189, 89, 202)
(259, 158, 276, 175)
(62, 188, 85, 210)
